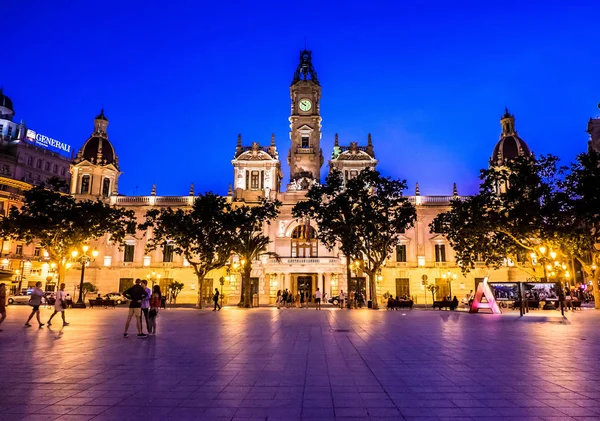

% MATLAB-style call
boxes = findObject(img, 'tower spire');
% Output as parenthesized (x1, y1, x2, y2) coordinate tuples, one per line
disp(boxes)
(292, 50, 319, 85)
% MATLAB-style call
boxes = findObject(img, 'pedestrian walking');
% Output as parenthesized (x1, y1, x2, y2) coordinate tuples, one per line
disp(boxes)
(148, 285, 161, 335)
(339, 290, 345, 309)
(300, 289, 305, 308)
(140, 280, 152, 333)
(276, 290, 282, 309)
(315, 288, 322, 310)
(123, 279, 148, 338)
(213, 288, 221, 311)
(0, 283, 6, 331)
(287, 289, 293, 308)
(25, 282, 45, 328)
(47, 283, 69, 326)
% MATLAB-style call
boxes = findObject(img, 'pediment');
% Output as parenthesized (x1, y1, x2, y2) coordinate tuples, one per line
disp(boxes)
(429, 234, 447, 243)
(236, 150, 274, 161)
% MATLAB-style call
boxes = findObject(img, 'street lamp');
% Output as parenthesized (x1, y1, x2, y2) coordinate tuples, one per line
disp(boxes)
(441, 271, 457, 299)
(146, 271, 162, 287)
(71, 245, 99, 309)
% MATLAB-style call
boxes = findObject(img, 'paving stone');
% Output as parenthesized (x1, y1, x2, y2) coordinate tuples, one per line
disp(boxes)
(0, 306, 599, 420)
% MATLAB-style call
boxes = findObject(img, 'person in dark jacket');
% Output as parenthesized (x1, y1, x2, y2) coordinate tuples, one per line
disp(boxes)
(213, 288, 221, 311)
(123, 279, 148, 338)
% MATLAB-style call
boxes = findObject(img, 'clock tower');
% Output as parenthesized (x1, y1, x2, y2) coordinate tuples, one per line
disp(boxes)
(287, 50, 324, 189)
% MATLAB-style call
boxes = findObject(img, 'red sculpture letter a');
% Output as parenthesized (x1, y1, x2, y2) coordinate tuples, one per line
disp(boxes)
(469, 278, 502, 314)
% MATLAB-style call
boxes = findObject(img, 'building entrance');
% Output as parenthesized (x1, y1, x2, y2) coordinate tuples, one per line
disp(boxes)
(349, 277, 367, 307)
(296, 275, 313, 301)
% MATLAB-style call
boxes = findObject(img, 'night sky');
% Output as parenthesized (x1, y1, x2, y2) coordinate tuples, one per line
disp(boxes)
(3, 1, 599, 196)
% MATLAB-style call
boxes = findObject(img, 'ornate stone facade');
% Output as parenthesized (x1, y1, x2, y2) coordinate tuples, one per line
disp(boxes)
(3, 52, 573, 306)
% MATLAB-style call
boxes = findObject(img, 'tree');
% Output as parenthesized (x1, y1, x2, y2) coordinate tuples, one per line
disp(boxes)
(562, 150, 600, 308)
(169, 281, 184, 304)
(346, 170, 416, 308)
(427, 284, 439, 303)
(81, 282, 97, 299)
(293, 170, 363, 307)
(431, 155, 565, 278)
(230, 199, 281, 308)
(0, 179, 137, 284)
(140, 192, 236, 309)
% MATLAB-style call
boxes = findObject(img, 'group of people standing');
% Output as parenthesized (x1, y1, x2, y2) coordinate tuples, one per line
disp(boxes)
(276, 288, 324, 310)
(123, 278, 162, 338)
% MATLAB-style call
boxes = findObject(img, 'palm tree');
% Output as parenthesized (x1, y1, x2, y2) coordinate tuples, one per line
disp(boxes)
(235, 231, 279, 308)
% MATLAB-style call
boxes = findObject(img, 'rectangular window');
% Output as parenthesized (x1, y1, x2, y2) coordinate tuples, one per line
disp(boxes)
(33, 247, 41, 257)
(202, 279, 213, 304)
(44, 162, 50, 171)
(301, 136, 309, 148)
(435, 244, 446, 262)
(7, 126, 12, 137)
(250, 171, 259, 189)
(396, 244, 407, 262)
(119, 278, 134, 293)
(163, 244, 174, 263)
(16, 244, 23, 255)
(395, 278, 410, 298)
(123, 244, 135, 262)
(245, 171, 249, 190)
(36, 159, 42, 169)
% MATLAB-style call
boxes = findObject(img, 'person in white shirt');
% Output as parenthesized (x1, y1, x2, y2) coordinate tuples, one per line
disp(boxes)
(315, 288, 322, 310)
(47, 283, 69, 326)
(339, 290, 346, 309)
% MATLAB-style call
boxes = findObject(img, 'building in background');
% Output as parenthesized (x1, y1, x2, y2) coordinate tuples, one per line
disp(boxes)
(5, 53, 593, 305)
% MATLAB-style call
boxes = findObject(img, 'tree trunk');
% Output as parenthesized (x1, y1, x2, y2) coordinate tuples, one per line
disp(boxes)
(196, 275, 205, 309)
(369, 272, 378, 309)
(593, 272, 600, 310)
(238, 267, 252, 308)
(57, 263, 66, 284)
(346, 260, 352, 309)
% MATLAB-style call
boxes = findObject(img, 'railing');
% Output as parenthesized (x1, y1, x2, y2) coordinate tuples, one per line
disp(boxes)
(408, 196, 466, 205)
(268, 257, 340, 264)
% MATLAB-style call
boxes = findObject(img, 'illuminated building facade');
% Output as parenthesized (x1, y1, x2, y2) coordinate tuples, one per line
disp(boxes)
(4, 54, 594, 306)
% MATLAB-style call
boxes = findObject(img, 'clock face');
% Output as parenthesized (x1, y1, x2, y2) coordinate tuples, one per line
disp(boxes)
(299, 98, 312, 112)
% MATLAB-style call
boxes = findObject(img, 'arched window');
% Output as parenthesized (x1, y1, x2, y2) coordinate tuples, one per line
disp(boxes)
(102, 178, 111, 197)
(80, 175, 90, 194)
(291, 225, 317, 258)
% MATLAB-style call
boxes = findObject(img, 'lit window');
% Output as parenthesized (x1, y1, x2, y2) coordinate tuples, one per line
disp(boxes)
(102, 178, 111, 197)
(103, 256, 112, 267)
(16, 244, 23, 255)
(143, 256, 151, 267)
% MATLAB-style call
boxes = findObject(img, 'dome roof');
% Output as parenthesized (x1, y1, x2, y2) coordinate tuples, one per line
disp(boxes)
(492, 134, 531, 163)
(79, 136, 117, 167)
(74, 111, 119, 169)
(0, 89, 14, 113)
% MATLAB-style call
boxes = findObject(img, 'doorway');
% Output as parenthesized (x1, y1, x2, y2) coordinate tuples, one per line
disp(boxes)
(395, 278, 410, 298)
(296, 276, 313, 301)
(349, 277, 367, 297)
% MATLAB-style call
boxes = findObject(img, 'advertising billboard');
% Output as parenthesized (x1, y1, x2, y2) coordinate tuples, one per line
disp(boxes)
(25, 129, 71, 154)
(489, 283, 520, 301)
(524, 282, 559, 301)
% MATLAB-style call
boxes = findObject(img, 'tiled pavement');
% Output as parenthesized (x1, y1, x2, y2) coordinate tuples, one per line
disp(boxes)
(0, 305, 599, 420)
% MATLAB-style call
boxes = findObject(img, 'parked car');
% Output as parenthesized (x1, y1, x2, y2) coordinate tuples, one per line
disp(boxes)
(328, 296, 340, 306)
(104, 292, 128, 305)
(8, 293, 32, 305)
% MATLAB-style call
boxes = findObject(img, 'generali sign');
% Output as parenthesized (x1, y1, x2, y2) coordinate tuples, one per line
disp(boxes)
(25, 129, 71, 153)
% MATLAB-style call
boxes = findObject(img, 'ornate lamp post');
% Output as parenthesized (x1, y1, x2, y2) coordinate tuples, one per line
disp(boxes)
(146, 271, 162, 287)
(441, 271, 457, 299)
(71, 245, 99, 309)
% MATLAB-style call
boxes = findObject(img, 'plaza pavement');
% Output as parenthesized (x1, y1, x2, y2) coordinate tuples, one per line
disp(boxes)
(0, 305, 599, 421)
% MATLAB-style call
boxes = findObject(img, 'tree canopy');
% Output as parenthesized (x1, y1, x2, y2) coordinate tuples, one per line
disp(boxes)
(230, 199, 281, 308)
(294, 169, 416, 307)
(0, 180, 137, 282)
(140, 192, 237, 308)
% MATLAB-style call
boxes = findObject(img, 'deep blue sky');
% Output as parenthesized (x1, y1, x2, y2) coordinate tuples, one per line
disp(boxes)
(3, 1, 599, 196)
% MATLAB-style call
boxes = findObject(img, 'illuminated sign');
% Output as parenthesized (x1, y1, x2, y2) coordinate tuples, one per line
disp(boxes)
(26, 129, 71, 153)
